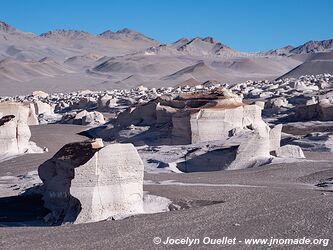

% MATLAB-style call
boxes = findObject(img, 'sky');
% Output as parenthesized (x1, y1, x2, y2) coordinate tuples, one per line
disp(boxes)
(1, 0, 333, 52)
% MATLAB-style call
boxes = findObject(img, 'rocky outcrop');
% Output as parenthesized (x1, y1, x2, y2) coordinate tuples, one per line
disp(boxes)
(38, 139, 144, 224)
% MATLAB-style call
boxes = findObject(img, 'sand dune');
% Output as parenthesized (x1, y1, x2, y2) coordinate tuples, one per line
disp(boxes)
(163, 61, 224, 82)
(115, 74, 146, 87)
(0, 58, 73, 82)
(64, 53, 102, 69)
(92, 54, 191, 77)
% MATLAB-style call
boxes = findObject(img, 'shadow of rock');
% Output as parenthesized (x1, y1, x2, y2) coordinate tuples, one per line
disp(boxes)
(0, 192, 50, 227)
(177, 147, 238, 172)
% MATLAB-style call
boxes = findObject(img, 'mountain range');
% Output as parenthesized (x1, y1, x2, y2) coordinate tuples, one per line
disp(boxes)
(0, 20, 333, 95)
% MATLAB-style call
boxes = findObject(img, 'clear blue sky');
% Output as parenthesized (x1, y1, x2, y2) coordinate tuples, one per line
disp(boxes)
(1, 0, 333, 52)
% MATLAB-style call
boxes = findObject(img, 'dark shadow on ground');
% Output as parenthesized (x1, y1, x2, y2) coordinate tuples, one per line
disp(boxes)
(177, 147, 238, 173)
(0, 194, 50, 227)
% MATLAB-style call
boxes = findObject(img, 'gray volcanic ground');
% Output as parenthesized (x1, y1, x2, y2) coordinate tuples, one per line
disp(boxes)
(1, 20, 333, 95)
(0, 125, 332, 250)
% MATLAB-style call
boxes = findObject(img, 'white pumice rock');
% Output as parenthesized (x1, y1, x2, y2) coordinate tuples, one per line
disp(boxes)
(254, 101, 265, 110)
(227, 129, 272, 170)
(81, 111, 105, 125)
(0, 102, 41, 157)
(269, 124, 282, 153)
(32, 90, 49, 99)
(27, 103, 39, 125)
(38, 139, 144, 224)
(61, 110, 105, 126)
(265, 97, 288, 109)
(275, 145, 305, 159)
(34, 101, 54, 115)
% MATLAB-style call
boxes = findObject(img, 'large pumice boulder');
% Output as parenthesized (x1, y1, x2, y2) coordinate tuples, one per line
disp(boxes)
(38, 139, 144, 224)
(176, 128, 273, 172)
(184, 104, 267, 144)
(32, 90, 49, 99)
(75, 110, 105, 126)
(0, 115, 18, 153)
(0, 102, 33, 155)
(228, 129, 273, 170)
(27, 103, 39, 125)
(269, 124, 282, 153)
(34, 101, 54, 116)
(61, 110, 105, 126)
(275, 145, 305, 159)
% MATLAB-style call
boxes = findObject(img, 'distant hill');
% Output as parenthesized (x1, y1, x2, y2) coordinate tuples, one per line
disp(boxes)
(0, 20, 332, 95)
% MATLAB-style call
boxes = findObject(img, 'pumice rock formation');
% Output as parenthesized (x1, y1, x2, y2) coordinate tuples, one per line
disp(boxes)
(170, 90, 265, 144)
(33, 100, 54, 116)
(105, 87, 276, 146)
(172, 129, 273, 172)
(0, 102, 36, 156)
(275, 145, 306, 159)
(38, 139, 144, 224)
